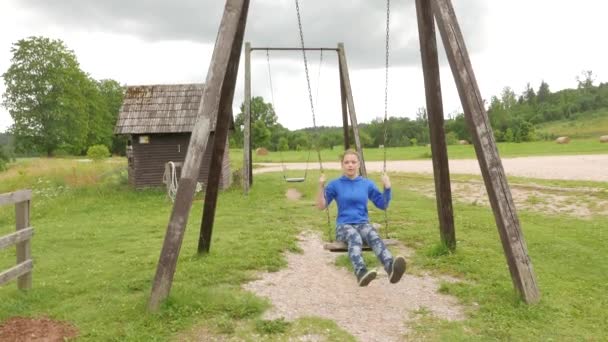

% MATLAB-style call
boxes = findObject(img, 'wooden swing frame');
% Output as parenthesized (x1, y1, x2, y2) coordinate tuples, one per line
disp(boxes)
(243, 44, 368, 189)
(147, 0, 541, 311)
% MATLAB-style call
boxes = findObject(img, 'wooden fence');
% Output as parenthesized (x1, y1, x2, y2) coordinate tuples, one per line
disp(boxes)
(0, 190, 33, 289)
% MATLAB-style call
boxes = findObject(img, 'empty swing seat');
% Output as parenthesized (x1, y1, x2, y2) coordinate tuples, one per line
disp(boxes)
(285, 177, 306, 183)
(323, 239, 398, 252)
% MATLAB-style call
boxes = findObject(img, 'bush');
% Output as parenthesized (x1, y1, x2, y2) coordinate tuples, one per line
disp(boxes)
(445, 131, 459, 145)
(87, 144, 110, 161)
(0, 147, 9, 171)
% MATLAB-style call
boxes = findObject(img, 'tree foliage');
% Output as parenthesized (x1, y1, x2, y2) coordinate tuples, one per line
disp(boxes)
(3, 37, 88, 155)
(97, 79, 126, 155)
(6, 36, 604, 158)
(2, 36, 124, 156)
(87, 144, 110, 161)
(0, 147, 10, 171)
(233, 96, 287, 149)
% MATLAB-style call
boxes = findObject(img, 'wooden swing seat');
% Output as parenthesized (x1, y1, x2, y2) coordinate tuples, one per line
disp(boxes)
(323, 239, 398, 252)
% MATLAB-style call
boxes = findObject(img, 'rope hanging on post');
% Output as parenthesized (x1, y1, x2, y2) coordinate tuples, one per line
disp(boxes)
(163, 161, 179, 202)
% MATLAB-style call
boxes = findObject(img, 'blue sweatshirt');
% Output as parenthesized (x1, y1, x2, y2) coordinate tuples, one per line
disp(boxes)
(324, 176, 392, 225)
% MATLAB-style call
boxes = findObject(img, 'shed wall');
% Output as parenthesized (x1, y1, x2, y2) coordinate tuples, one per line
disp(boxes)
(129, 133, 231, 190)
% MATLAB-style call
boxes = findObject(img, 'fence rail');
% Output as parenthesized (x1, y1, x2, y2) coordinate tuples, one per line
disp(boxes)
(0, 190, 33, 289)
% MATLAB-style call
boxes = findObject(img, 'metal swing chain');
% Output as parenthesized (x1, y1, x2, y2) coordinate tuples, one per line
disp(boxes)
(266, 50, 288, 179)
(266, 50, 277, 110)
(295, 0, 322, 172)
(383, 0, 391, 173)
(269, 49, 316, 182)
(304, 50, 324, 182)
(383, 0, 391, 238)
(294, 0, 332, 240)
(314, 50, 324, 124)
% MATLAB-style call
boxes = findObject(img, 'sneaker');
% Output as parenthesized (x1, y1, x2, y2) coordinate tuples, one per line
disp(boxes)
(389, 256, 406, 284)
(356, 269, 377, 287)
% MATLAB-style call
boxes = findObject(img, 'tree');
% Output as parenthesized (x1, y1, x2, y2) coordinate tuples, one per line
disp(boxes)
(503, 128, 514, 142)
(444, 112, 471, 142)
(488, 96, 509, 132)
(289, 131, 310, 151)
(537, 81, 551, 103)
(576, 70, 595, 90)
(0, 147, 10, 171)
(415, 107, 428, 124)
(81, 77, 111, 152)
(319, 131, 341, 149)
(277, 137, 289, 151)
(501, 87, 517, 109)
(234, 96, 278, 148)
(97, 79, 126, 155)
(235, 96, 277, 127)
(268, 124, 289, 151)
(523, 83, 536, 104)
(2, 36, 91, 156)
(252, 120, 271, 148)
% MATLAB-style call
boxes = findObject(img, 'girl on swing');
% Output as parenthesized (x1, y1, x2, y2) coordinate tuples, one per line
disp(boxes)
(316, 149, 406, 286)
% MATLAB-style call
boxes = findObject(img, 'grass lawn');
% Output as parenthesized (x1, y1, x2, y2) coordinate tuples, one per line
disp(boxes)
(537, 109, 608, 138)
(230, 137, 607, 164)
(0, 157, 606, 340)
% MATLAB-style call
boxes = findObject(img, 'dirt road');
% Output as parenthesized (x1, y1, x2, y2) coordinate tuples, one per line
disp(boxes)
(254, 154, 608, 182)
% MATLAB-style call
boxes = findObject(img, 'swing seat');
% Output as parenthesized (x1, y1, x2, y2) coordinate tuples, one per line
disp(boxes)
(323, 239, 398, 252)
(285, 177, 306, 183)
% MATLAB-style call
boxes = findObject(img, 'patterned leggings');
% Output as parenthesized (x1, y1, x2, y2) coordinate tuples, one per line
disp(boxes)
(336, 223, 393, 275)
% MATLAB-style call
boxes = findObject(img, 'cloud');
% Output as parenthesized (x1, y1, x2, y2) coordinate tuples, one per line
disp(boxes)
(19, 0, 488, 68)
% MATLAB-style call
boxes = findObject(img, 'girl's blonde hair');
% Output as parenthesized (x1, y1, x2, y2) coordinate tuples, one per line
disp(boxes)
(341, 149, 360, 162)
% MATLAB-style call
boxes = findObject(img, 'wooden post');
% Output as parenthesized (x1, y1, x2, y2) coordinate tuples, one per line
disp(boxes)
(432, 0, 540, 303)
(199, 3, 248, 254)
(338, 44, 350, 150)
(415, 0, 456, 250)
(337, 43, 367, 177)
(148, 0, 250, 311)
(15, 198, 32, 289)
(243, 42, 252, 193)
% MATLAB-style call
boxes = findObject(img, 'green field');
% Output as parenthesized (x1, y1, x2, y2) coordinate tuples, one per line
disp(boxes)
(0, 157, 606, 341)
(230, 137, 607, 166)
(536, 109, 608, 138)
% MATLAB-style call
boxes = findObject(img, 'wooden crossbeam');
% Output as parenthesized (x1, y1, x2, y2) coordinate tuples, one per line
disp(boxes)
(0, 190, 31, 206)
(0, 227, 34, 250)
(0, 260, 33, 286)
(250, 47, 338, 51)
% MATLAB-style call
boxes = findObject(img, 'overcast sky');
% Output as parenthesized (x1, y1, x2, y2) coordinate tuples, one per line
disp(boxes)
(1, 0, 607, 133)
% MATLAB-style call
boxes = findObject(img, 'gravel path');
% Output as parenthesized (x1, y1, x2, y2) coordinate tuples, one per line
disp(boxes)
(255, 154, 608, 182)
(243, 232, 465, 342)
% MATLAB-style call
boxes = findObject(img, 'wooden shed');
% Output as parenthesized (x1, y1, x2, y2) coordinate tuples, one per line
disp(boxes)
(114, 84, 232, 190)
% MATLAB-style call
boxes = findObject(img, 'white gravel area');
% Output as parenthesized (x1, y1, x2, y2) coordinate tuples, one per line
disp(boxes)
(243, 232, 465, 342)
(255, 154, 608, 182)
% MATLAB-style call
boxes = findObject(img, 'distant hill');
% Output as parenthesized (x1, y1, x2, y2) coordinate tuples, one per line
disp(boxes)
(536, 110, 608, 139)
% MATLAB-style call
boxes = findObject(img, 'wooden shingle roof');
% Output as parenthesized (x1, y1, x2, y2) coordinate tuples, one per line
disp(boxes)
(114, 83, 231, 134)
